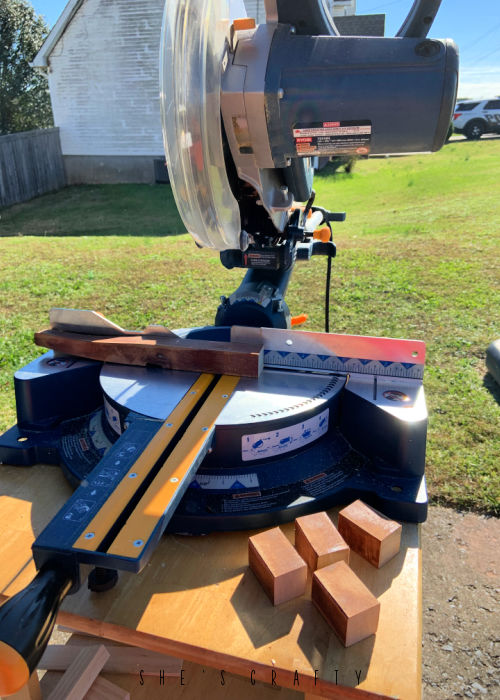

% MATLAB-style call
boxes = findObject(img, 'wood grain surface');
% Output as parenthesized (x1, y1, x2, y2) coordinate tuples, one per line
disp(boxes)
(34, 329, 263, 378)
(312, 562, 380, 648)
(295, 512, 350, 571)
(46, 645, 109, 700)
(84, 676, 130, 700)
(248, 527, 307, 605)
(0, 463, 421, 699)
(338, 501, 402, 569)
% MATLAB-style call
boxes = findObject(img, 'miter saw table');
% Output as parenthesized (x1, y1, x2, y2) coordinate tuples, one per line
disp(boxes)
(0, 0, 457, 692)
(0, 310, 427, 563)
(0, 312, 426, 698)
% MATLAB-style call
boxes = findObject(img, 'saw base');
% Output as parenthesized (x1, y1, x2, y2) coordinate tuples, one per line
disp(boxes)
(0, 327, 428, 529)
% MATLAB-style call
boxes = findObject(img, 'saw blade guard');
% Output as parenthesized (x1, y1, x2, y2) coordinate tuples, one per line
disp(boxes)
(160, 0, 241, 250)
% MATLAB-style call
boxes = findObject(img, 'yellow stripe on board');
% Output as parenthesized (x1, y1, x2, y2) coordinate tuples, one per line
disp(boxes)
(107, 375, 239, 559)
(73, 373, 214, 552)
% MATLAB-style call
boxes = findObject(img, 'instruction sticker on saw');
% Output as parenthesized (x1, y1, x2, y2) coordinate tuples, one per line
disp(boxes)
(293, 120, 372, 156)
(241, 408, 329, 462)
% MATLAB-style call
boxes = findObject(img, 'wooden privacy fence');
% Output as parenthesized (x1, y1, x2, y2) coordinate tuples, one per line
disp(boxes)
(0, 128, 66, 208)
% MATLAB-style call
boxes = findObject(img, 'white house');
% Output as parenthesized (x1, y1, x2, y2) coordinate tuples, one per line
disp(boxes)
(332, 0, 356, 16)
(34, 0, 381, 184)
(34, 0, 166, 184)
(243, 2, 355, 24)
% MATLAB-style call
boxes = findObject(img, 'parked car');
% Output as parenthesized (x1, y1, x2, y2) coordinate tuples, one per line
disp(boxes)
(453, 99, 500, 140)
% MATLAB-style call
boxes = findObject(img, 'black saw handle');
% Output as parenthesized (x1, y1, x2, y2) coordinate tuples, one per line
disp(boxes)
(0, 566, 72, 696)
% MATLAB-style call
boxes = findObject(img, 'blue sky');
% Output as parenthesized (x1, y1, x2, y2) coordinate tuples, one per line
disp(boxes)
(32, 0, 500, 99)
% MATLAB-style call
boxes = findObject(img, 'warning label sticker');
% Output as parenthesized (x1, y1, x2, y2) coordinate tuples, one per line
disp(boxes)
(293, 120, 372, 156)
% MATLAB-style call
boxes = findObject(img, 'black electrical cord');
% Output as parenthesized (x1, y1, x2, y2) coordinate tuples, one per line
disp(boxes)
(325, 222, 333, 333)
(303, 189, 316, 226)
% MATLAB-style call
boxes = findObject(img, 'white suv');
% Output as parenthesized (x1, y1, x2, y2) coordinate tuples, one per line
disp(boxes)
(453, 99, 500, 140)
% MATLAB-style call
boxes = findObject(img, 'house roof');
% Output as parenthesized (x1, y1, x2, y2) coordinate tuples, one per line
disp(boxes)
(33, 2, 384, 68)
(33, 0, 84, 67)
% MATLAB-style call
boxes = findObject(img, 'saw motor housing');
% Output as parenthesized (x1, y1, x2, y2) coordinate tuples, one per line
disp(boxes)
(221, 14, 458, 240)
(160, 0, 458, 328)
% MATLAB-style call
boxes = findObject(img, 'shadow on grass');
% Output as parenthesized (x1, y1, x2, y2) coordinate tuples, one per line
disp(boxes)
(313, 163, 357, 180)
(483, 372, 500, 406)
(0, 231, 187, 238)
(0, 183, 186, 238)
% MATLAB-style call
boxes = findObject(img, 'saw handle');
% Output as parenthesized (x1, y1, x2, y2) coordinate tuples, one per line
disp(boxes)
(0, 566, 72, 696)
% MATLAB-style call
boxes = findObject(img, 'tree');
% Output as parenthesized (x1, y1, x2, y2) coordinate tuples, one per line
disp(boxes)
(0, 0, 53, 135)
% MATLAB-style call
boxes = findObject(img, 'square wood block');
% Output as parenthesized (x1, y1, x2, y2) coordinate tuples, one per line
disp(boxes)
(295, 511, 349, 571)
(312, 560, 380, 647)
(248, 527, 307, 605)
(337, 499, 402, 568)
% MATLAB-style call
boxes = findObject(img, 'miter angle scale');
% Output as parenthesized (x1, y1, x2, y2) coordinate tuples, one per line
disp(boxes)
(0, 0, 458, 692)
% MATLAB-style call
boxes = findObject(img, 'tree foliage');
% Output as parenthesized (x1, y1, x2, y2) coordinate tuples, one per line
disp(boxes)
(0, 0, 53, 135)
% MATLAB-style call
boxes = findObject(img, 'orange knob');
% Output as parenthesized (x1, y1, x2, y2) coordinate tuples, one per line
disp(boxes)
(291, 314, 308, 327)
(233, 18, 256, 31)
(313, 227, 331, 242)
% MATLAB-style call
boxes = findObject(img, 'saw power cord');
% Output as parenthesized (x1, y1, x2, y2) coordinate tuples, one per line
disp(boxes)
(325, 222, 333, 334)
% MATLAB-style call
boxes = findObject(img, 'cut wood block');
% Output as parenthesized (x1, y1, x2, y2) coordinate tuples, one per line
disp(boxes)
(248, 527, 307, 605)
(312, 560, 380, 647)
(34, 328, 263, 378)
(84, 676, 130, 700)
(46, 645, 110, 700)
(295, 511, 349, 571)
(337, 500, 402, 568)
(39, 644, 182, 676)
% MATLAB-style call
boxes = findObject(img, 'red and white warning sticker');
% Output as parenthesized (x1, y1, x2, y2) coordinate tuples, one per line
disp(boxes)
(292, 120, 372, 156)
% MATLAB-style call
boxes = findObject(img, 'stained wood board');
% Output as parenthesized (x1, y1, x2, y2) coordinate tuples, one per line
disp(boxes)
(41, 661, 304, 700)
(40, 634, 300, 700)
(0, 463, 421, 699)
(34, 329, 263, 378)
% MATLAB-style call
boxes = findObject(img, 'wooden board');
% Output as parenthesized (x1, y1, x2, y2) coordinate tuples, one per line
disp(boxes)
(42, 661, 304, 700)
(46, 645, 109, 700)
(39, 645, 182, 676)
(34, 329, 263, 378)
(0, 463, 421, 699)
(40, 634, 299, 700)
(84, 676, 130, 700)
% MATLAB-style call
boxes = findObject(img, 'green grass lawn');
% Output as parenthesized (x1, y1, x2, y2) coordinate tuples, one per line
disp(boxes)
(1, 139, 499, 514)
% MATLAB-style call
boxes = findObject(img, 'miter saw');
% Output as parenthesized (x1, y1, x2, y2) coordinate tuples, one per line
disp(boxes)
(0, 0, 458, 693)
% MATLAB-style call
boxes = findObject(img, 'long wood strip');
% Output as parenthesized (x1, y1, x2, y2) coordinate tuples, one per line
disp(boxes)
(73, 374, 213, 552)
(108, 375, 239, 559)
(39, 645, 182, 676)
(34, 328, 263, 378)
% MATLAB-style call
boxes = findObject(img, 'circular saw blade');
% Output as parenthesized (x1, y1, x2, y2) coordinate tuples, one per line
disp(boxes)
(160, 0, 241, 250)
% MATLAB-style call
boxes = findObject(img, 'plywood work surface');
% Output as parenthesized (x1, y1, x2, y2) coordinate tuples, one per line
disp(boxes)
(0, 463, 422, 699)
